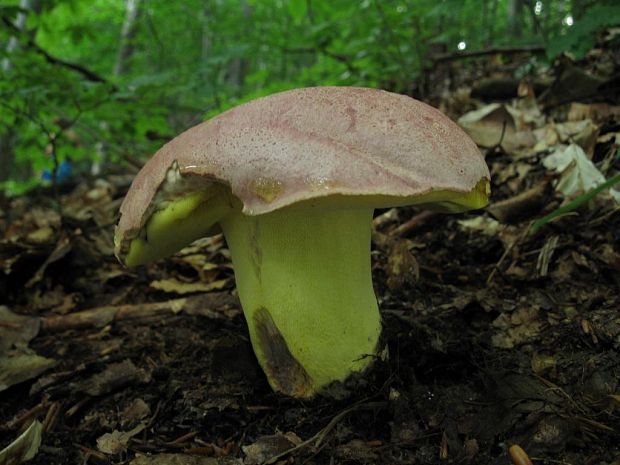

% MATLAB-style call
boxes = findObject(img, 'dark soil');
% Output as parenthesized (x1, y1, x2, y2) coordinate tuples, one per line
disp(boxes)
(2, 43, 620, 465)
(1, 170, 618, 465)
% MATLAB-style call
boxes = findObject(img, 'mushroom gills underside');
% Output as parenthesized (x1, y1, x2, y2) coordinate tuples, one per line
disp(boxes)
(120, 176, 489, 268)
(220, 205, 382, 398)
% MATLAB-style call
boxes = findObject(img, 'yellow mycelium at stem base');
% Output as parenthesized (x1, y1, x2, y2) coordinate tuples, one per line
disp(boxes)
(220, 206, 381, 398)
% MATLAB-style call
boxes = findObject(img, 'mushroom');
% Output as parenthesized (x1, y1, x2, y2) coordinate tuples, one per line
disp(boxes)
(114, 87, 490, 398)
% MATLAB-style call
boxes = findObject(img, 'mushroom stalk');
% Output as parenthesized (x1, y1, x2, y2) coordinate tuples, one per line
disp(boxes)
(115, 87, 492, 399)
(220, 206, 382, 398)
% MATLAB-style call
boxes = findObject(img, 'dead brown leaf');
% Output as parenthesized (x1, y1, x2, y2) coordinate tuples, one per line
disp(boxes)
(97, 422, 146, 455)
(242, 433, 301, 465)
(150, 278, 229, 295)
(77, 360, 151, 397)
(491, 307, 542, 348)
(0, 306, 40, 353)
(458, 103, 537, 154)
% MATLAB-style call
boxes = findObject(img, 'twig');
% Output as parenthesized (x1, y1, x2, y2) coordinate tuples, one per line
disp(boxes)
(8, 401, 49, 430)
(2, 16, 111, 85)
(588, 205, 620, 227)
(165, 431, 198, 446)
(282, 46, 358, 75)
(530, 174, 620, 233)
(65, 398, 89, 418)
(266, 401, 386, 464)
(389, 210, 436, 237)
(76, 444, 108, 463)
(42, 402, 61, 433)
(0, 100, 62, 201)
(145, 400, 163, 430)
(486, 223, 531, 284)
(433, 45, 545, 63)
(529, 458, 572, 465)
(40, 292, 238, 333)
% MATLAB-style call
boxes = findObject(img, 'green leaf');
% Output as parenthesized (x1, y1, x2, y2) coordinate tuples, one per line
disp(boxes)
(0, 420, 43, 464)
(530, 173, 620, 234)
(288, 0, 307, 24)
(545, 3, 620, 59)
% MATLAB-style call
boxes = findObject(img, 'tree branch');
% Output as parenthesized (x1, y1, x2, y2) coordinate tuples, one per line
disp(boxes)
(433, 45, 545, 63)
(1, 16, 112, 85)
(283, 46, 358, 75)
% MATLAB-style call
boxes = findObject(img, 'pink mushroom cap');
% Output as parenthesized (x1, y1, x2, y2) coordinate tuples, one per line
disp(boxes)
(115, 86, 490, 259)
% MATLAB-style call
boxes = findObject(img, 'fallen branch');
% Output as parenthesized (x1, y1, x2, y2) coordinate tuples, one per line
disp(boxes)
(266, 401, 387, 464)
(40, 292, 239, 333)
(433, 45, 545, 63)
(488, 180, 550, 224)
(389, 210, 436, 237)
(486, 224, 531, 285)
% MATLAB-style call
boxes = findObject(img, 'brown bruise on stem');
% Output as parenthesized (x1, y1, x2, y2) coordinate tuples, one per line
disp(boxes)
(253, 307, 314, 398)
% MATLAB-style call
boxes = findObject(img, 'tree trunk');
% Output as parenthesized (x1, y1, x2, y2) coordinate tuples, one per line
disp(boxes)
(481, 0, 489, 46)
(92, 0, 141, 176)
(571, 0, 590, 20)
(488, 0, 499, 45)
(114, 0, 142, 76)
(0, 132, 15, 185)
(201, 6, 211, 65)
(507, 0, 525, 38)
(0, 0, 41, 186)
(227, 0, 251, 95)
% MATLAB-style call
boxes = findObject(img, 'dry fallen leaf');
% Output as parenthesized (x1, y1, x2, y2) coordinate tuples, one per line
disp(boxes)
(458, 103, 537, 153)
(0, 306, 40, 353)
(25, 226, 55, 245)
(0, 352, 56, 393)
(386, 240, 419, 291)
(567, 102, 620, 123)
(121, 399, 151, 427)
(487, 181, 549, 224)
(491, 307, 542, 348)
(97, 423, 146, 455)
(334, 439, 379, 463)
(543, 143, 620, 203)
(77, 360, 151, 397)
(131, 453, 241, 464)
(150, 278, 229, 295)
(533, 120, 598, 154)
(0, 420, 42, 465)
(458, 216, 503, 236)
(242, 433, 301, 465)
(25, 235, 72, 288)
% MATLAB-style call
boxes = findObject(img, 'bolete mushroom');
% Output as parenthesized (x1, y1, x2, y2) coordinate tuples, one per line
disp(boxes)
(115, 86, 490, 398)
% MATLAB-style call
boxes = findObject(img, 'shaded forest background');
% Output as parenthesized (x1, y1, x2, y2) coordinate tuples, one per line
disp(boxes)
(1, 1, 620, 465)
(1, 0, 619, 194)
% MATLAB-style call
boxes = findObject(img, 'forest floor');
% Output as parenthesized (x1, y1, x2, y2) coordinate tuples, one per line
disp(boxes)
(1, 43, 620, 465)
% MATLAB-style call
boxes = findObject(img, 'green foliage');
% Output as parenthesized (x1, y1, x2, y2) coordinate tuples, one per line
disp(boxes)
(530, 172, 620, 234)
(0, 179, 39, 197)
(0, 0, 614, 194)
(546, 2, 620, 59)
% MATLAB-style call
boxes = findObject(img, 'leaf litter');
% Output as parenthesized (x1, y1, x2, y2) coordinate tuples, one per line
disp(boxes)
(1, 36, 620, 465)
